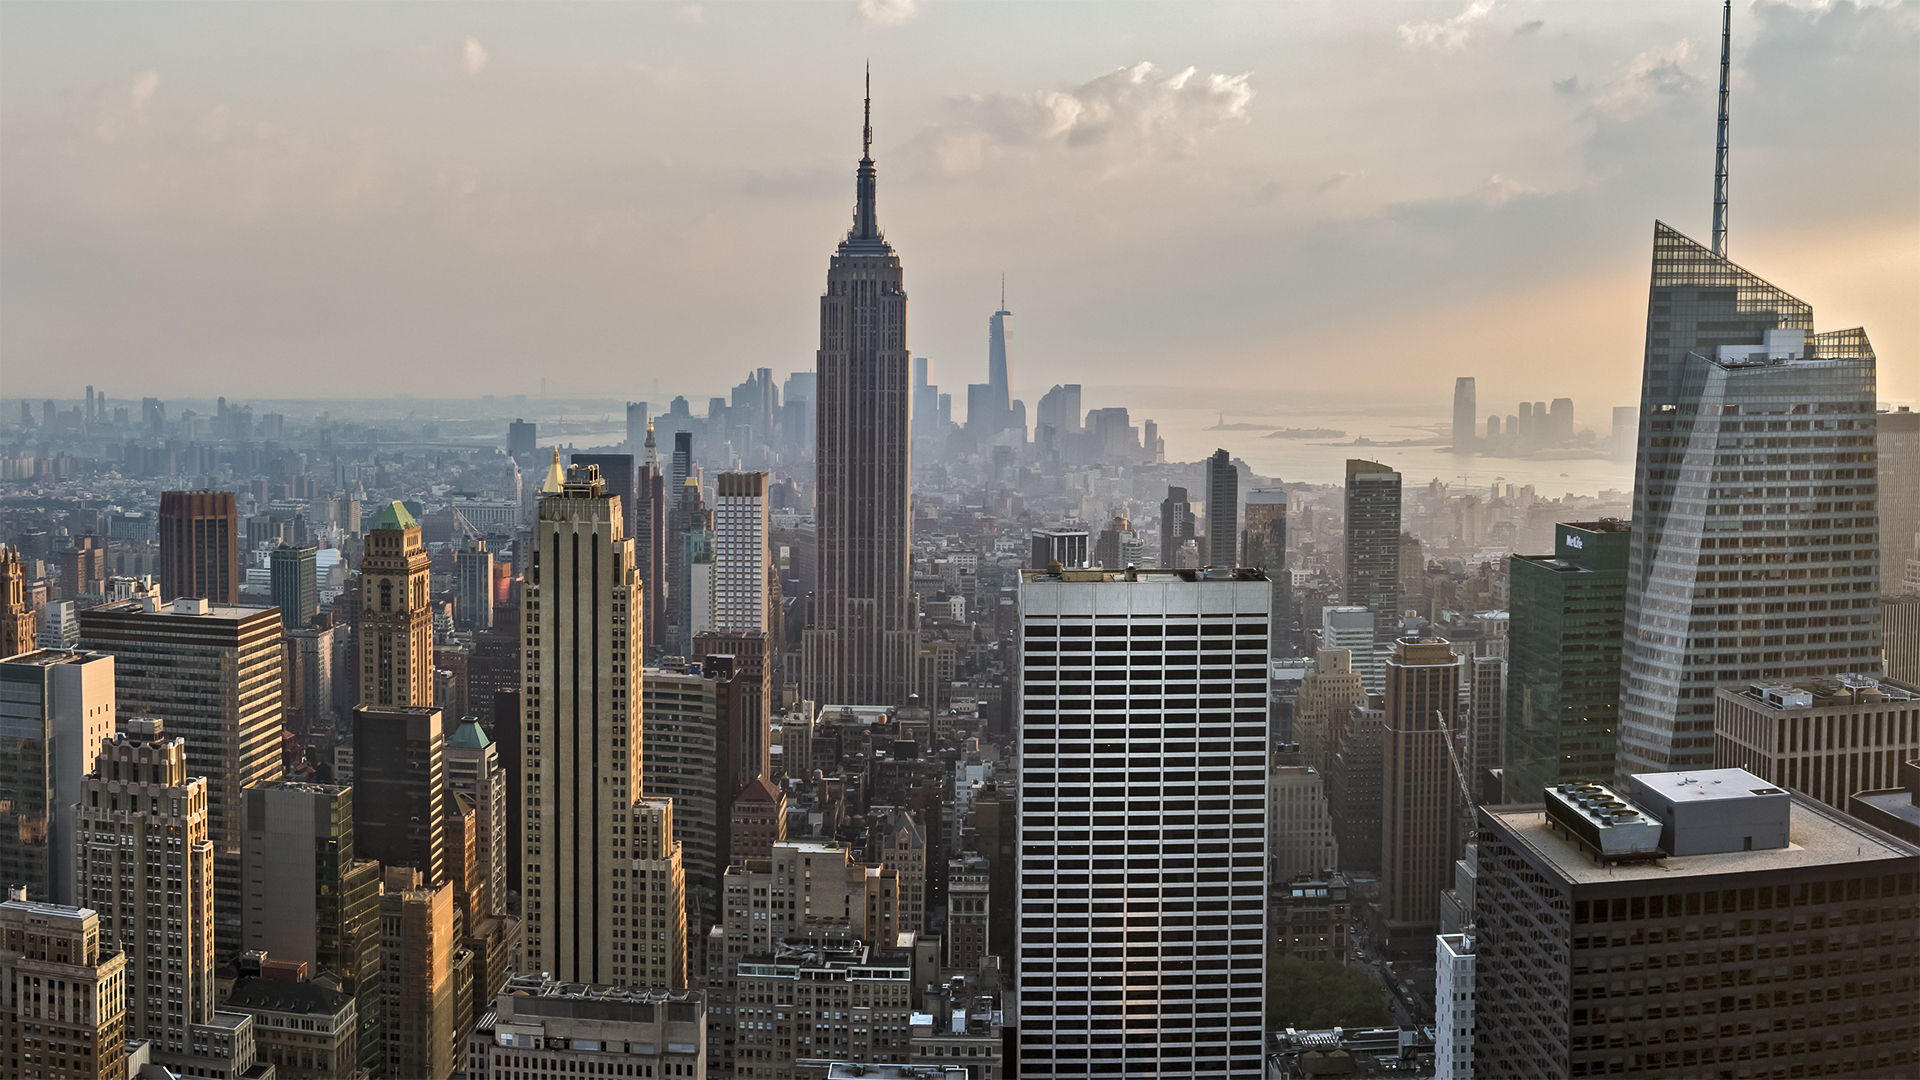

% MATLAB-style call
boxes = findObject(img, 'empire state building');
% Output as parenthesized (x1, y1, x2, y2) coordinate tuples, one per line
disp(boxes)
(804, 75, 915, 707)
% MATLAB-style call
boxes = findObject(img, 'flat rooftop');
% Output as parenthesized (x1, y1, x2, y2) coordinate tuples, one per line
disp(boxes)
(0, 649, 106, 667)
(1019, 566, 1269, 584)
(1632, 768, 1786, 805)
(1485, 795, 1915, 886)
(1853, 791, 1920, 831)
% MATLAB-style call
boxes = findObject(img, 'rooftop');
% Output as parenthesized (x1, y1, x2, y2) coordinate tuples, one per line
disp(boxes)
(1631, 768, 1788, 806)
(447, 719, 492, 751)
(1020, 566, 1270, 584)
(371, 501, 417, 531)
(226, 977, 353, 1017)
(1722, 674, 1916, 711)
(1484, 793, 1915, 886)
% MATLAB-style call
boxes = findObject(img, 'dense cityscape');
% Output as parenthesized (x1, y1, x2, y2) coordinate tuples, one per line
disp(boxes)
(1, 3, 1917, 1080)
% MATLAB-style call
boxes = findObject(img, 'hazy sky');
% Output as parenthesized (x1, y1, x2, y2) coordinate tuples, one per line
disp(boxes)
(3, 1, 1915, 414)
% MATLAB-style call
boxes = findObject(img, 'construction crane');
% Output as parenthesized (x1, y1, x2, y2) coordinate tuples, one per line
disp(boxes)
(1433, 707, 1479, 847)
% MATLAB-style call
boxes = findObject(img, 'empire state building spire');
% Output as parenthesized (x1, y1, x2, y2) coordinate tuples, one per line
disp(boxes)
(846, 65, 885, 252)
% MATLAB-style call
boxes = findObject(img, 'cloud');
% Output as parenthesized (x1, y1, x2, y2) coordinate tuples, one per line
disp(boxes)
(1553, 75, 1580, 95)
(1315, 171, 1353, 193)
(130, 71, 159, 112)
(1513, 19, 1543, 37)
(464, 37, 489, 75)
(1398, 0, 1497, 51)
(853, 0, 919, 26)
(677, 4, 703, 24)
(1590, 40, 1699, 121)
(925, 61, 1253, 172)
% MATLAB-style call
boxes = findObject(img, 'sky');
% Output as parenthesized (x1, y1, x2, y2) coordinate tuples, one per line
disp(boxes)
(2, 1, 1915, 416)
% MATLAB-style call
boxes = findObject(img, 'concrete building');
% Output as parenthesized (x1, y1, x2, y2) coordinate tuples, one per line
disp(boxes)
(1469, 654, 1505, 798)
(733, 937, 912, 1080)
(79, 598, 284, 955)
(1505, 521, 1630, 801)
(871, 807, 927, 937)
(1294, 647, 1367, 771)
(158, 490, 239, 605)
(1434, 932, 1475, 1080)
(1202, 448, 1239, 569)
(468, 974, 706, 1080)
(352, 704, 447, 884)
(945, 855, 990, 974)
(379, 866, 471, 1080)
(1015, 566, 1270, 1079)
(1268, 743, 1338, 882)
(621, 797, 688, 991)
(644, 667, 722, 920)
(1878, 407, 1918, 593)
(1243, 489, 1291, 650)
(446, 719, 509, 920)
(358, 502, 435, 709)
(74, 722, 214, 1060)
(1848, 757, 1920, 843)
(268, 544, 316, 632)
(453, 539, 495, 633)
(1159, 486, 1195, 568)
(804, 83, 915, 710)
(1452, 377, 1478, 452)
(1473, 768, 1919, 1079)
(1321, 606, 1381, 695)
(0, 544, 37, 655)
(728, 777, 787, 866)
(1619, 224, 1883, 779)
(224, 970, 358, 1080)
(714, 472, 775, 634)
(0, 650, 115, 905)
(1028, 530, 1088, 571)
(241, 781, 383, 1078)
(0, 892, 128, 1080)
(1379, 636, 1463, 956)
(523, 463, 651, 985)
(1271, 871, 1352, 964)
(1326, 699, 1384, 874)
(1884, 593, 1918, 685)
(1712, 674, 1918, 811)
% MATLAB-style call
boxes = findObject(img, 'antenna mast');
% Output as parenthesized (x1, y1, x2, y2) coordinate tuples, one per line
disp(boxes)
(1711, 0, 1731, 258)
(863, 63, 872, 159)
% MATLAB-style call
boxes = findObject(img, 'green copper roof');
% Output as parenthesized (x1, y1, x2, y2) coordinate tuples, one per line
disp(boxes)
(372, 501, 416, 531)
(447, 719, 492, 750)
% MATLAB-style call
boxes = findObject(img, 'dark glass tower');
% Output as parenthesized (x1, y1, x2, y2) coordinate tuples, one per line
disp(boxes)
(805, 74, 914, 706)
(1617, 223, 1879, 779)
(1344, 459, 1403, 644)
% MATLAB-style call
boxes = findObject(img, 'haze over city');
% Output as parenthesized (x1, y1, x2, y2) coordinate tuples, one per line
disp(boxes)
(3, 1, 1914, 410)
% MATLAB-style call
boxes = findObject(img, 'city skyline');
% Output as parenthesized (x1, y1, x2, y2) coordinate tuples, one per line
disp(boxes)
(2, 3, 1913, 411)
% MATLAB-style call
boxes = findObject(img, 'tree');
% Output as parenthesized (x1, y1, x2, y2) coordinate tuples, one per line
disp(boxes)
(1267, 955, 1392, 1029)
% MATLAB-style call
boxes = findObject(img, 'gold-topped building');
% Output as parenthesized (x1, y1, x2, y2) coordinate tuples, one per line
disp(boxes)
(358, 501, 434, 708)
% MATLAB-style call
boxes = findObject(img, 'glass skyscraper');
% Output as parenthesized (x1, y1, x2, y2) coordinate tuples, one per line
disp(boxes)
(1617, 222, 1880, 779)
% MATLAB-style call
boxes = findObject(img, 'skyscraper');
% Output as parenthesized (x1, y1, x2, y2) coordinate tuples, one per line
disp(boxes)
(1244, 489, 1291, 652)
(712, 472, 774, 634)
(76, 721, 215, 1055)
(353, 704, 448, 885)
(522, 463, 656, 986)
(1344, 459, 1403, 646)
(269, 543, 317, 631)
(454, 538, 495, 632)
(1016, 566, 1270, 1079)
(1203, 448, 1238, 568)
(806, 74, 914, 708)
(636, 421, 667, 651)
(0, 544, 36, 655)
(158, 490, 239, 605)
(625, 401, 649, 456)
(359, 501, 434, 708)
(1377, 635, 1461, 956)
(987, 290, 1012, 437)
(0, 650, 116, 905)
(1159, 485, 1195, 568)
(507, 418, 537, 460)
(78, 598, 285, 956)
(1452, 377, 1477, 451)
(0, 892, 128, 1080)
(1618, 224, 1881, 779)
(1505, 521, 1629, 801)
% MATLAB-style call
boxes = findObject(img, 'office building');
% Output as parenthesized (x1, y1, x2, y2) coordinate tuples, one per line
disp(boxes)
(1711, 674, 1918, 811)
(1887, 593, 1919, 684)
(471, 975, 706, 1080)
(241, 781, 383, 1078)
(507, 418, 537, 460)
(1344, 459, 1402, 648)
(0, 892, 127, 1080)
(1878, 407, 1917, 589)
(1469, 654, 1505, 799)
(1029, 529, 1088, 571)
(60, 537, 105, 605)
(74, 722, 214, 1056)
(37, 600, 79, 651)
(446, 719, 509, 920)
(1434, 932, 1475, 1080)
(668, 475, 713, 658)
(1619, 223, 1882, 779)
(1159, 486, 1195, 568)
(1269, 744, 1338, 882)
(379, 866, 469, 1080)
(0, 650, 115, 905)
(1016, 566, 1269, 1079)
(523, 463, 652, 985)
(77, 598, 283, 955)
(1243, 488, 1291, 650)
(1, 544, 36, 655)
(1505, 521, 1630, 801)
(574, 452, 637, 548)
(643, 668, 722, 919)
(1326, 697, 1384, 874)
(636, 420, 668, 652)
(1294, 647, 1366, 771)
(1474, 769, 1919, 1079)
(269, 544, 317, 631)
(353, 704, 447, 885)
(871, 807, 926, 936)
(1378, 636, 1462, 955)
(728, 775, 787, 865)
(1452, 377, 1477, 451)
(1848, 757, 1920, 843)
(1203, 448, 1238, 569)
(732, 937, 912, 1079)
(1321, 605, 1381, 694)
(985, 296, 1013, 438)
(454, 539, 495, 633)
(620, 797, 688, 990)
(713, 473, 774, 634)
(1271, 871, 1352, 964)
(359, 501, 435, 709)
(158, 490, 239, 605)
(224, 970, 360, 1080)
(625, 400, 650, 456)
(805, 80, 914, 710)
(946, 854, 990, 973)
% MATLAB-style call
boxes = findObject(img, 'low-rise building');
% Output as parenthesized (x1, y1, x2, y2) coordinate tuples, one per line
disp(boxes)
(224, 972, 357, 1080)
(733, 937, 913, 1080)
(1271, 871, 1352, 964)
(1849, 757, 1920, 843)
(465, 974, 706, 1080)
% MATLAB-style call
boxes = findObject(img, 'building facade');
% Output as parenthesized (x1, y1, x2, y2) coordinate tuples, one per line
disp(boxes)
(1379, 636, 1463, 955)
(1344, 460, 1403, 648)
(1015, 566, 1269, 1079)
(158, 490, 238, 605)
(0, 650, 115, 906)
(1712, 674, 1918, 811)
(358, 502, 435, 709)
(0, 893, 127, 1080)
